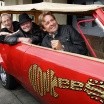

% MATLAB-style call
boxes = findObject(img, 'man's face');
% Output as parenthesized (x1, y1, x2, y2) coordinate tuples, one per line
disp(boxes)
(20, 21, 32, 32)
(42, 15, 58, 34)
(1, 15, 12, 30)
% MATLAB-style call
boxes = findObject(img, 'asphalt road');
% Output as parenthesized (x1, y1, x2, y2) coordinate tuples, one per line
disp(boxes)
(0, 80, 40, 104)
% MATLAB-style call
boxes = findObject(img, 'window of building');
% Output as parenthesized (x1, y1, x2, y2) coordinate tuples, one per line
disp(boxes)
(32, 0, 43, 3)
(0, 1, 5, 6)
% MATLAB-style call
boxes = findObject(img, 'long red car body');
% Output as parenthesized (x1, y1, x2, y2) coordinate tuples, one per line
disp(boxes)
(0, 2, 104, 104)
(0, 43, 104, 104)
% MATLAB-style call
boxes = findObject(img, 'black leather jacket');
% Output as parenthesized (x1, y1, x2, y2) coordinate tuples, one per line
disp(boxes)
(4, 23, 44, 45)
(42, 25, 88, 55)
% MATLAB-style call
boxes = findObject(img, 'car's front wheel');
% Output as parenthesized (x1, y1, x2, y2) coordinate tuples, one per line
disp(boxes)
(0, 65, 17, 89)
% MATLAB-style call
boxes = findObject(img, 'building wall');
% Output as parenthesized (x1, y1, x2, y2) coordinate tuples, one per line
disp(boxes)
(17, 0, 23, 5)
(44, 0, 52, 2)
(3, 0, 32, 21)
(52, 0, 67, 3)
(23, 0, 32, 4)
(52, 0, 67, 25)
(4, 0, 32, 5)
(4, 0, 17, 5)
(0, 1, 5, 6)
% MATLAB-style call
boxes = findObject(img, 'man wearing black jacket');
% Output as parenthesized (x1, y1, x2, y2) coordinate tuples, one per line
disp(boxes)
(38, 11, 88, 55)
(4, 13, 44, 45)
(0, 13, 19, 43)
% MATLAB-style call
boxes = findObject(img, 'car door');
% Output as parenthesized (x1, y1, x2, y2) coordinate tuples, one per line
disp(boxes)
(4, 43, 31, 82)
(21, 44, 104, 104)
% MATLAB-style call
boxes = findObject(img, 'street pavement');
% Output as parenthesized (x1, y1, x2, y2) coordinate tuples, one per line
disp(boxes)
(0, 80, 40, 104)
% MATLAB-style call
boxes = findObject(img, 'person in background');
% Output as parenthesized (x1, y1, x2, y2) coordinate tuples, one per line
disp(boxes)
(0, 13, 19, 43)
(4, 13, 44, 45)
(38, 11, 88, 55)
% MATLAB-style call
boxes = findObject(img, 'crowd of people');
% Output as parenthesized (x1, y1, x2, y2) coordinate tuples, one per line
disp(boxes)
(0, 12, 88, 55)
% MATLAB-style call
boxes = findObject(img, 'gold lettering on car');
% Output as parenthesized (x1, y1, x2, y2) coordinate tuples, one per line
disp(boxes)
(29, 64, 58, 97)
(29, 64, 104, 103)
(84, 79, 104, 103)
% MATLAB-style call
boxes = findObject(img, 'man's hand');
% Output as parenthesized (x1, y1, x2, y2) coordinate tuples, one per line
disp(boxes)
(51, 40, 64, 50)
(18, 37, 32, 43)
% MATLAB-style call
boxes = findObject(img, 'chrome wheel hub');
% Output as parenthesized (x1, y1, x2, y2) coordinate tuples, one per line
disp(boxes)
(0, 65, 7, 85)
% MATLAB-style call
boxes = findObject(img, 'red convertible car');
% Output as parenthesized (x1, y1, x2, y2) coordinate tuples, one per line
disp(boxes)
(0, 2, 104, 104)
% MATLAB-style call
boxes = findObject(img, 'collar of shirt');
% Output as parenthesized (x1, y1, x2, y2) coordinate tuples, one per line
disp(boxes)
(49, 31, 58, 39)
